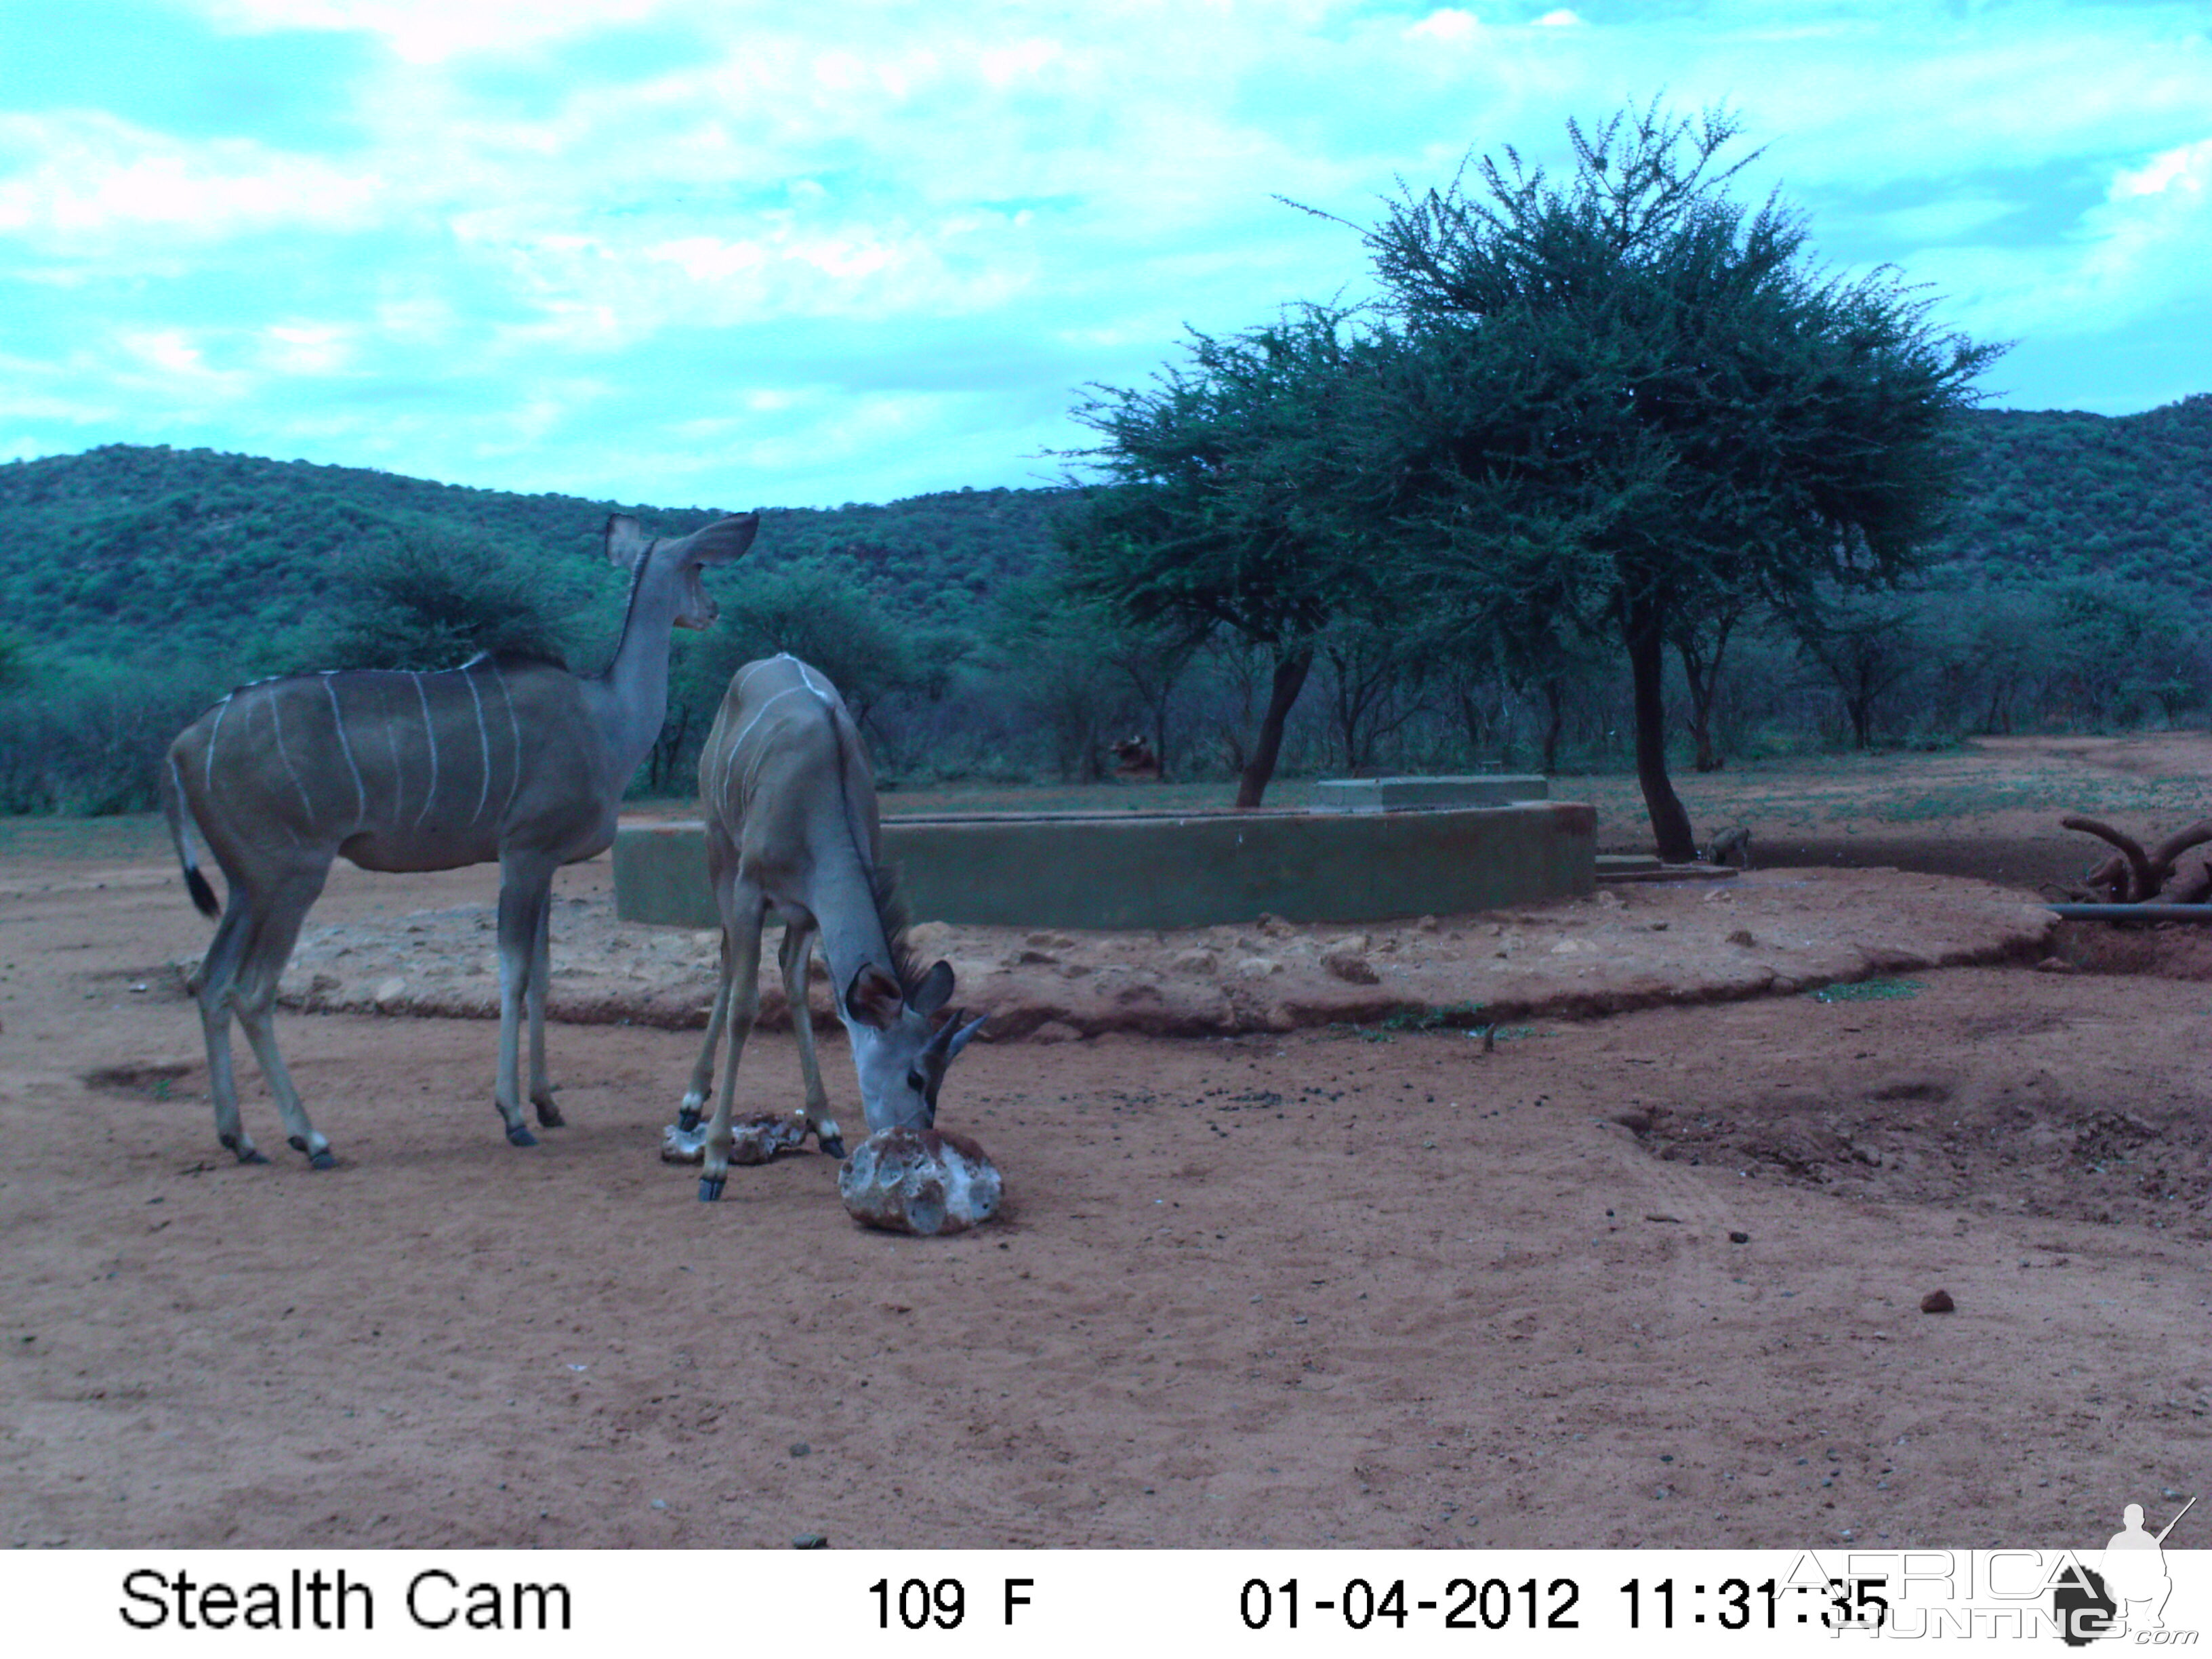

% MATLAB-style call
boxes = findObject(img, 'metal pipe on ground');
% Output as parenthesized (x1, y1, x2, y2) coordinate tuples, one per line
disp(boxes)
(2045, 903, 2212, 922)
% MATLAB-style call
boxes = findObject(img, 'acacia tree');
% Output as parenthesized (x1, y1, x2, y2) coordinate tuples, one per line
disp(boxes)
(1359, 101, 2000, 858)
(1061, 306, 1389, 806)
(1671, 596, 1747, 772)
(1793, 584, 1923, 748)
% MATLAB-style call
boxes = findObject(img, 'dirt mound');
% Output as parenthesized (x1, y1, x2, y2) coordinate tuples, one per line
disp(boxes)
(230, 867, 2055, 1040)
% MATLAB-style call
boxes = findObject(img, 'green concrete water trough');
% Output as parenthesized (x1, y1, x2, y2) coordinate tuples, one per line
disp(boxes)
(1312, 774, 1548, 811)
(613, 800, 1597, 933)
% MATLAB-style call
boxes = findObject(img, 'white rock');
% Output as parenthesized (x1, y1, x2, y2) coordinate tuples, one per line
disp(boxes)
(838, 1128, 1003, 1236)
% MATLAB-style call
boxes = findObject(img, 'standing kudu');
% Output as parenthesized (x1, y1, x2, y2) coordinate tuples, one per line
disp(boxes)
(669, 653, 985, 1202)
(161, 512, 758, 1166)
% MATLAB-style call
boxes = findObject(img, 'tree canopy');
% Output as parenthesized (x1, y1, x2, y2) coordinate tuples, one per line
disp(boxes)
(1061, 305, 1397, 804)
(303, 530, 575, 672)
(1357, 100, 2002, 856)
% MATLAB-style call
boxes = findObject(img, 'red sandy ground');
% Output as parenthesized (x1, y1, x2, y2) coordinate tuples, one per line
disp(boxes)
(1, 739, 2205, 1551)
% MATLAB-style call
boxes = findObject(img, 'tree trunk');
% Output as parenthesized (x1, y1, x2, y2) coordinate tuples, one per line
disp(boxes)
(1626, 593, 1698, 862)
(1675, 616, 1735, 774)
(1689, 716, 1723, 774)
(1235, 647, 1313, 809)
(1539, 678, 1565, 775)
(1847, 674, 1874, 750)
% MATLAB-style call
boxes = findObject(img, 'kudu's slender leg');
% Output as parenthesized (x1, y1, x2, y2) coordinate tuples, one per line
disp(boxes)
(526, 895, 561, 1127)
(193, 859, 332, 1166)
(679, 935, 737, 1135)
(699, 879, 767, 1202)
(192, 896, 263, 1164)
(779, 923, 844, 1159)
(230, 865, 335, 1166)
(493, 855, 558, 1147)
(678, 832, 742, 1135)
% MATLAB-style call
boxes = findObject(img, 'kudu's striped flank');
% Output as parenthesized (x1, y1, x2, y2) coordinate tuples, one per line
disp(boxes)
(162, 512, 758, 1168)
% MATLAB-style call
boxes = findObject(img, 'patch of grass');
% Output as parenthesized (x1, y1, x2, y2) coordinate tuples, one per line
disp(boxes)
(1870, 780, 2096, 822)
(1804, 977, 1927, 1004)
(1332, 1002, 1497, 1042)
(0, 812, 169, 860)
(1380, 1001, 1490, 1032)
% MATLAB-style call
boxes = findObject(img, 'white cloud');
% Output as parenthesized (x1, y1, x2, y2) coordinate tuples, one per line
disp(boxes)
(1878, 134, 2212, 347)
(257, 322, 356, 375)
(1406, 10, 1482, 45)
(0, 113, 383, 256)
(4, 1, 2211, 500)
(194, 0, 665, 62)
(2113, 137, 2212, 201)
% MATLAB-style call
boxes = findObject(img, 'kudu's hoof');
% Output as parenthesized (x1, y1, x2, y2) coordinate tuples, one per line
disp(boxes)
(221, 1134, 268, 1166)
(308, 1149, 337, 1171)
(676, 1107, 701, 1134)
(816, 1134, 847, 1161)
(506, 1123, 539, 1148)
(699, 1174, 726, 1203)
(533, 1097, 565, 1128)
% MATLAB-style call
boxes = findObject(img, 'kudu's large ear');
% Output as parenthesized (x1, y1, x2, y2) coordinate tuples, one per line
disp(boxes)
(845, 962, 905, 1031)
(909, 958, 956, 1017)
(604, 514, 652, 571)
(678, 512, 759, 565)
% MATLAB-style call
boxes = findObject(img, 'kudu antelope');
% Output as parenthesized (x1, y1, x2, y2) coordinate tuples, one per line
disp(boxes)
(161, 512, 758, 1167)
(669, 653, 985, 1202)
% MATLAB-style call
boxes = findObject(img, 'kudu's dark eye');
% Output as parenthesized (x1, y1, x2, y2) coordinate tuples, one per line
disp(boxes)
(907, 1069, 927, 1094)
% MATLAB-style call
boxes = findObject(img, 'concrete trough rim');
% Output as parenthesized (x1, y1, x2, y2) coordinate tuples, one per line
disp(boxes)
(623, 799, 1574, 830)
(614, 800, 1596, 932)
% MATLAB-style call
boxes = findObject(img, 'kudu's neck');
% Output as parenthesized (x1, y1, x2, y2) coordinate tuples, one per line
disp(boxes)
(592, 554, 685, 776)
(809, 842, 898, 1020)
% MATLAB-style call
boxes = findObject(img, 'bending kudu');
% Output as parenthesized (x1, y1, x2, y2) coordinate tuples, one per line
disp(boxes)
(163, 512, 758, 1166)
(671, 653, 985, 1202)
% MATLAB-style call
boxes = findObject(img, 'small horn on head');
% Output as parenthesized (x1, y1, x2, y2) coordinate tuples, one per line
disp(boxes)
(945, 1011, 988, 1060)
(924, 1007, 963, 1055)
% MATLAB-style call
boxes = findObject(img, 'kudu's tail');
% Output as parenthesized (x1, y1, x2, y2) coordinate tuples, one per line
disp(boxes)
(162, 756, 221, 919)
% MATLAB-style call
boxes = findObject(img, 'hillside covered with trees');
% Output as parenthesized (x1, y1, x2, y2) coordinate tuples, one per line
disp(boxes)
(1, 391, 2208, 818)
(0, 442, 1066, 667)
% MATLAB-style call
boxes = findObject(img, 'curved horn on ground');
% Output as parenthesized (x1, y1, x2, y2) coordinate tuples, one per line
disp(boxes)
(2062, 816, 2154, 903)
(2147, 817, 2212, 882)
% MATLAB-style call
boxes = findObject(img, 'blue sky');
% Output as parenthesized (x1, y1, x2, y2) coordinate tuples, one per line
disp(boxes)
(1, 1, 2208, 509)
